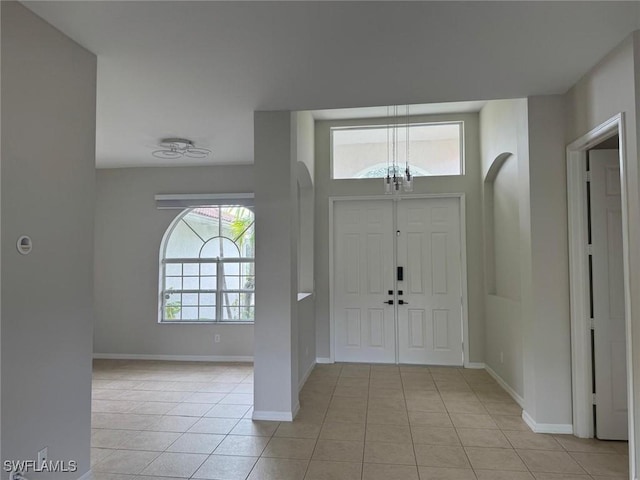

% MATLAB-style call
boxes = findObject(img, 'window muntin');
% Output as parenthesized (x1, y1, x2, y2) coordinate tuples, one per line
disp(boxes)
(160, 206, 255, 323)
(331, 122, 463, 179)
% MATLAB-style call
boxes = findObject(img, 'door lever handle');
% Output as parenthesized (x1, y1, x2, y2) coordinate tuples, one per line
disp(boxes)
(398, 300, 409, 305)
(383, 300, 394, 305)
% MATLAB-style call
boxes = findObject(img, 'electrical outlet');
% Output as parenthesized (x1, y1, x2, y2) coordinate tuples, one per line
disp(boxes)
(214, 334, 221, 343)
(38, 447, 48, 469)
(500, 351, 504, 364)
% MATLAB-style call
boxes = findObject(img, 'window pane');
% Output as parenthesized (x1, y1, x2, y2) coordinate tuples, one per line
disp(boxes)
(181, 307, 198, 320)
(165, 221, 203, 258)
(183, 264, 200, 276)
(183, 276, 199, 290)
(199, 293, 216, 306)
(182, 293, 199, 306)
(200, 276, 217, 289)
(332, 123, 462, 179)
(224, 262, 240, 275)
(183, 208, 221, 242)
(241, 263, 255, 290)
(199, 307, 216, 320)
(165, 276, 182, 290)
(201, 238, 220, 258)
(240, 307, 255, 321)
(201, 263, 216, 275)
(163, 292, 182, 321)
(223, 276, 240, 290)
(223, 306, 240, 321)
(239, 292, 255, 308)
(165, 263, 182, 276)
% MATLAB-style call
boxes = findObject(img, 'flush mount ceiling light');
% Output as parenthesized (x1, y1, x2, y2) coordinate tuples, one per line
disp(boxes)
(152, 138, 211, 160)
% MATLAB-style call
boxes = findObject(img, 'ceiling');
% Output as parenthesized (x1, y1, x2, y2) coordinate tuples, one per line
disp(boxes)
(23, 1, 640, 169)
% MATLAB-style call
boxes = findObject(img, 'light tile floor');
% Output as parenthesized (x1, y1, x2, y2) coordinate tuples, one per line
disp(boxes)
(91, 360, 629, 480)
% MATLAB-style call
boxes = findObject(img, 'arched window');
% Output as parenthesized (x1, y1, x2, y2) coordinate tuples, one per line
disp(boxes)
(159, 206, 255, 323)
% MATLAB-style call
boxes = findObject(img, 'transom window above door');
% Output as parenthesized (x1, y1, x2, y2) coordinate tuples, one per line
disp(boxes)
(331, 122, 463, 179)
(159, 206, 255, 324)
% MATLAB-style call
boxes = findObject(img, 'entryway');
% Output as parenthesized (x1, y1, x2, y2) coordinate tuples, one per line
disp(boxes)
(331, 196, 465, 365)
(567, 112, 634, 478)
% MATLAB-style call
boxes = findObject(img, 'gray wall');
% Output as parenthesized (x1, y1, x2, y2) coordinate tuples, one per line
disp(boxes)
(479, 96, 572, 427)
(294, 112, 317, 386)
(95, 166, 254, 358)
(480, 99, 528, 399)
(314, 113, 484, 364)
(1, 2, 96, 476)
(492, 155, 521, 301)
(523, 95, 571, 426)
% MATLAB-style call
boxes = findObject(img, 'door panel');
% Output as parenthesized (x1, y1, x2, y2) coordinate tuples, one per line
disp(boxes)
(334, 200, 395, 363)
(590, 149, 627, 440)
(333, 197, 463, 365)
(397, 198, 463, 365)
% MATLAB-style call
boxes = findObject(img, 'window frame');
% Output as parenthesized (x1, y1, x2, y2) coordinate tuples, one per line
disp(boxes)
(330, 120, 465, 180)
(158, 205, 255, 325)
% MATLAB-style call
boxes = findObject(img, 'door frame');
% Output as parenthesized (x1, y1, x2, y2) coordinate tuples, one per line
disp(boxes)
(566, 113, 635, 463)
(328, 193, 469, 366)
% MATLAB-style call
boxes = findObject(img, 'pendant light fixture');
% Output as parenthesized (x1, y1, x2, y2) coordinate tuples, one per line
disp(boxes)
(384, 105, 413, 194)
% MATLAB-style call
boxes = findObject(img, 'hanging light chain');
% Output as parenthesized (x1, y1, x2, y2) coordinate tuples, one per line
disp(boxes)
(384, 105, 413, 194)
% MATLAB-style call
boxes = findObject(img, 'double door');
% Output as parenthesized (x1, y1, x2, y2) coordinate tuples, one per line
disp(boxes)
(333, 197, 464, 365)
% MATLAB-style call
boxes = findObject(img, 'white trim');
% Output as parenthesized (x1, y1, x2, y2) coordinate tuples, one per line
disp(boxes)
(155, 193, 254, 209)
(465, 362, 486, 369)
(316, 357, 333, 364)
(522, 410, 573, 435)
(485, 364, 525, 408)
(567, 113, 635, 479)
(567, 143, 593, 439)
(459, 193, 470, 367)
(77, 470, 92, 480)
(298, 361, 316, 392)
(328, 193, 469, 366)
(328, 196, 336, 363)
(253, 404, 299, 422)
(94, 353, 253, 363)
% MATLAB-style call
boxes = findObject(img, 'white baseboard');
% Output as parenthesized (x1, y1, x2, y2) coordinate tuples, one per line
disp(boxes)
(522, 410, 573, 434)
(485, 364, 525, 408)
(316, 357, 333, 364)
(298, 361, 316, 392)
(465, 362, 486, 369)
(94, 353, 253, 363)
(77, 470, 92, 480)
(253, 403, 299, 422)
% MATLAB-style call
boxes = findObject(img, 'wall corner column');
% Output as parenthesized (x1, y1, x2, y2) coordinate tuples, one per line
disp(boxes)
(253, 111, 299, 421)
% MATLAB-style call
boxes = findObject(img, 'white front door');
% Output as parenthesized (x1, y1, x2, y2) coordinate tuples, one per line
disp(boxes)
(397, 197, 463, 365)
(333, 197, 464, 365)
(590, 150, 628, 440)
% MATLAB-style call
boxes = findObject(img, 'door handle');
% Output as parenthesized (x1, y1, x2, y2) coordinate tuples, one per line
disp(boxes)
(383, 300, 394, 305)
(398, 300, 409, 305)
(397, 266, 404, 281)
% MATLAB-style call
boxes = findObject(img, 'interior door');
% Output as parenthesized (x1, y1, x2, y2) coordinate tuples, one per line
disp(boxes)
(333, 200, 396, 363)
(396, 197, 463, 365)
(590, 149, 628, 440)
